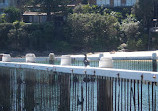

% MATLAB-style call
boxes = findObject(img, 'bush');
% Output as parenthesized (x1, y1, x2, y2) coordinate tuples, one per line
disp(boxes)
(0, 23, 13, 50)
(65, 13, 120, 52)
(4, 7, 21, 23)
(0, 14, 6, 23)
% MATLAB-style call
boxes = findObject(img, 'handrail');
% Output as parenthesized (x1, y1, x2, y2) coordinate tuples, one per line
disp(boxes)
(11, 56, 153, 62)
(0, 61, 158, 82)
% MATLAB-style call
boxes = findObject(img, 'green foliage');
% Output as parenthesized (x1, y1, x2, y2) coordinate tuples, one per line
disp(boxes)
(132, 0, 158, 28)
(0, 3, 152, 52)
(127, 38, 145, 51)
(0, 23, 14, 50)
(119, 14, 149, 51)
(117, 43, 127, 50)
(81, 0, 88, 4)
(30, 0, 72, 21)
(0, 14, 6, 23)
(73, 4, 109, 15)
(66, 13, 120, 51)
(0, 22, 61, 51)
(120, 14, 140, 41)
(4, 7, 21, 23)
(73, 4, 92, 13)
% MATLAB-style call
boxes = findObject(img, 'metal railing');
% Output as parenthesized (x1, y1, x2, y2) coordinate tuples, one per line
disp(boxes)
(0, 62, 158, 111)
(9, 53, 158, 72)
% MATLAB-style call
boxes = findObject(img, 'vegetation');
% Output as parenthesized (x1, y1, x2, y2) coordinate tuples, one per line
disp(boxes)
(4, 7, 21, 23)
(66, 13, 120, 51)
(0, 0, 157, 53)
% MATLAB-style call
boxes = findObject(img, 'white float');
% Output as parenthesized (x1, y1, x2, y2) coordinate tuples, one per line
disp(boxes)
(26, 53, 36, 63)
(2, 54, 11, 62)
(99, 57, 113, 68)
(61, 55, 71, 66)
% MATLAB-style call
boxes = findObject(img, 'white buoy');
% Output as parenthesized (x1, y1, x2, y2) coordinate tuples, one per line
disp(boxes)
(99, 57, 113, 68)
(61, 55, 71, 66)
(49, 53, 55, 64)
(26, 53, 36, 63)
(2, 54, 11, 62)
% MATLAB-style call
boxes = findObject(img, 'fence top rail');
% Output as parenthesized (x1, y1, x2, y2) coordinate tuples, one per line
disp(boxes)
(6, 51, 158, 62)
(11, 56, 153, 62)
(0, 61, 158, 82)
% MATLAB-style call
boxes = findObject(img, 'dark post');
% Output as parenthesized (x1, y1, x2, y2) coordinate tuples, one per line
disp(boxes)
(58, 74, 70, 111)
(0, 68, 11, 111)
(49, 53, 55, 64)
(24, 70, 35, 111)
(97, 77, 113, 111)
(0, 54, 3, 61)
(152, 53, 157, 72)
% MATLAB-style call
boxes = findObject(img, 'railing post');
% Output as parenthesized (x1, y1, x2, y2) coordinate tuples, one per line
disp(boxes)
(49, 53, 55, 64)
(61, 55, 71, 66)
(99, 57, 113, 68)
(26, 53, 36, 63)
(2, 54, 11, 62)
(152, 53, 157, 72)
(0, 54, 3, 61)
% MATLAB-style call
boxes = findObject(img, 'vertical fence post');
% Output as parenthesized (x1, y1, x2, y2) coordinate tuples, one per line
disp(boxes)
(61, 55, 71, 66)
(152, 53, 157, 72)
(0, 54, 3, 61)
(49, 53, 55, 64)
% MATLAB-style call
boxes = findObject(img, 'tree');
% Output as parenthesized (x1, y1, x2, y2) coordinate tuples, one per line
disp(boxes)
(31, 0, 72, 21)
(120, 14, 145, 50)
(66, 13, 120, 51)
(16, 0, 33, 11)
(132, 0, 158, 28)
(0, 14, 6, 23)
(81, 0, 88, 4)
(4, 7, 21, 23)
(132, 0, 158, 50)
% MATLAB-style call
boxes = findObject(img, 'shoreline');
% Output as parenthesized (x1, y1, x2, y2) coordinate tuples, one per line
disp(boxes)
(1, 50, 158, 58)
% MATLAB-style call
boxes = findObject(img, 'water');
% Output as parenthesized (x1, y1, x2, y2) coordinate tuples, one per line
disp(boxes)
(0, 67, 157, 111)
(40, 60, 154, 71)
(0, 68, 99, 111)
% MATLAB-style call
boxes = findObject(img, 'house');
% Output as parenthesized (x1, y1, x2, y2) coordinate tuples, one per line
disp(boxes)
(96, 0, 138, 7)
(72, 0, 138, 7)
(23, 11, 64, 24)
(23, 12, 47, 23)
(0, 0, 17, 13)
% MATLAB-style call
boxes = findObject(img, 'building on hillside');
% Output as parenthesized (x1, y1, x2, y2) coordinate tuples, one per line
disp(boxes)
(23, 12, 48, 23)
(73, 0, 138, 7)
(72, 0, 96, 5)
(96, 0, 138, 7)
(23, 0, 138, 23)
(0, 0, 17, 13)
(23, 11, 64, 24)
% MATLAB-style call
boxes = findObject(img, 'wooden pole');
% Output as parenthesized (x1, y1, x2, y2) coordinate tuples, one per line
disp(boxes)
(152, 53, 157, 72)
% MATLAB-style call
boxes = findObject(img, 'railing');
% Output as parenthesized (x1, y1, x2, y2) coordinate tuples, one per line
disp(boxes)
(11, 53, 158, 72)
(0, 62, 158, 111)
